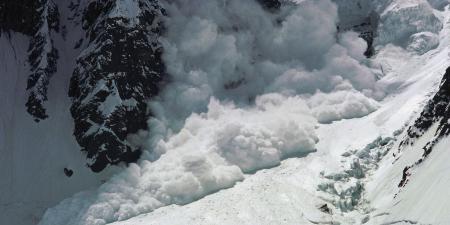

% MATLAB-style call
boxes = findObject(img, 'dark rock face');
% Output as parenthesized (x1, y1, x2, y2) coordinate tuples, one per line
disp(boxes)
(319, 204, 332, 214)
(1, 0, 60, 122)
(256, 0, 281, 11)
(338, 12, 379, 58)
(401, 67, 450, 155)
(0, 0, 41, 35)
(25, 0, 60, 122)
(355, 14, 378, 58)
(397, 67, 450, 187)
(64, 168, 74, 177)
(2, 0, 166, 172)
(68, 0, 166, 172)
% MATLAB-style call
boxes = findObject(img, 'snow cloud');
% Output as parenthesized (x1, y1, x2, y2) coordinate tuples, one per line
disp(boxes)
(39, 94, 318, 225)
(39, 0, 384, 224)
(155, 0, 379, 128)
(307, 90, 380, 124)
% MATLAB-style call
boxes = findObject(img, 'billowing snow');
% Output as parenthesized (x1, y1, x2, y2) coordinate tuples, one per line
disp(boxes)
(3, 0, 450, 225)
(37, 0, 387, 224)
(39, 94, 319, 225)
(104, 6, 450, 223)
(154, 0, 380, 129)
(307, 90, 380, 124)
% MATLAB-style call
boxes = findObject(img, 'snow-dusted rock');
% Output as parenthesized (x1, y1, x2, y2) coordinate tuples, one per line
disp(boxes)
(1, 0, 60, 121)
(69, 0, 166, 172)
(25, 0, 60, 121)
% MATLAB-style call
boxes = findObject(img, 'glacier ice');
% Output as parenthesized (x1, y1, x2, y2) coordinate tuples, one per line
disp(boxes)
(375, 0, 443, 47)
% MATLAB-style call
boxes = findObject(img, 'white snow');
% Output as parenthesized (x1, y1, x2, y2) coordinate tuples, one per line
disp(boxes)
(109, 0, 141, 26)
(37, 0, 387, 224)
(364, 11, 450, 222)
(375, 0, 443, 46)
(6, 0, 450, 225)
(307, 90, 380, 124)
(374, 137, 450, 224)
(38, 94, 319, 225)
(105, 4, 450, 225)
(155, 0, 380, 130)
(406, 31, 440, 54)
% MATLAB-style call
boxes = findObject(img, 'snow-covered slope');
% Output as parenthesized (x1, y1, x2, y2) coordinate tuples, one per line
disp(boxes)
(0, 26, 104, 225)
(1, 0, 162, 224)
(106, 7, 450, 224)
(3, 0, 450, 225)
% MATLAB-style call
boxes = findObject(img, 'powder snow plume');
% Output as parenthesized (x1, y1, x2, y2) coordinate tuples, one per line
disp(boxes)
(38, 0, 383, 224)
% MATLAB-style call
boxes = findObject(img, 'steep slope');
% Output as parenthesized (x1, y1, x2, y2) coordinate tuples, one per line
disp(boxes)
(25, 0, 60, 121)
(365, 8, 450, 223)
(2, 1, 284, 224)
(37, 1, 450, 225)
(0, 17, 104, 225)
(68, 0, 166, 172)
(0, 0, 166, 224)
(107, 11, 450, 223)
(2, 0, 450, 225)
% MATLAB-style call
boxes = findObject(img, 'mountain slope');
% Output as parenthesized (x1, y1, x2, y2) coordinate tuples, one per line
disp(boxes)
(68, 0, 166, 172)
(108, 9, 450, 223)
(2, 0, 450, 225)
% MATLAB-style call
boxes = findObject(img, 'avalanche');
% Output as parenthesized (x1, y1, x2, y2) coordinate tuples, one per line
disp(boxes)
(108, 2, 450, 224)
(2, 0, 450, 224)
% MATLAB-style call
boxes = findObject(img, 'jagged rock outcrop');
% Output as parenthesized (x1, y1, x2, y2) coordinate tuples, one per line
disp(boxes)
(333, 0, 379, 57)
(68, 0, 166, 172)
(25, 0, 60, 121)
(1, 0, 60, 121)
(352, 14, 378, 57)
(397, 67, 450, 187)
(401, 67, 450, 159)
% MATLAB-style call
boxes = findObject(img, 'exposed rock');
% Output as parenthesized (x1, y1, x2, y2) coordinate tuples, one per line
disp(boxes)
(0, 0, 41, 35)
(0, 0, 60, 122)
(68, 0, 166, 172)
(319, 204, 333, 214)
(401, 67, 450, 157)
(25, 0, 60, 122)
(63, 168, 74, 177)
(396, 67, 450, 188)
(256, 0, 281, 11)
(333, 0, 379, 57)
